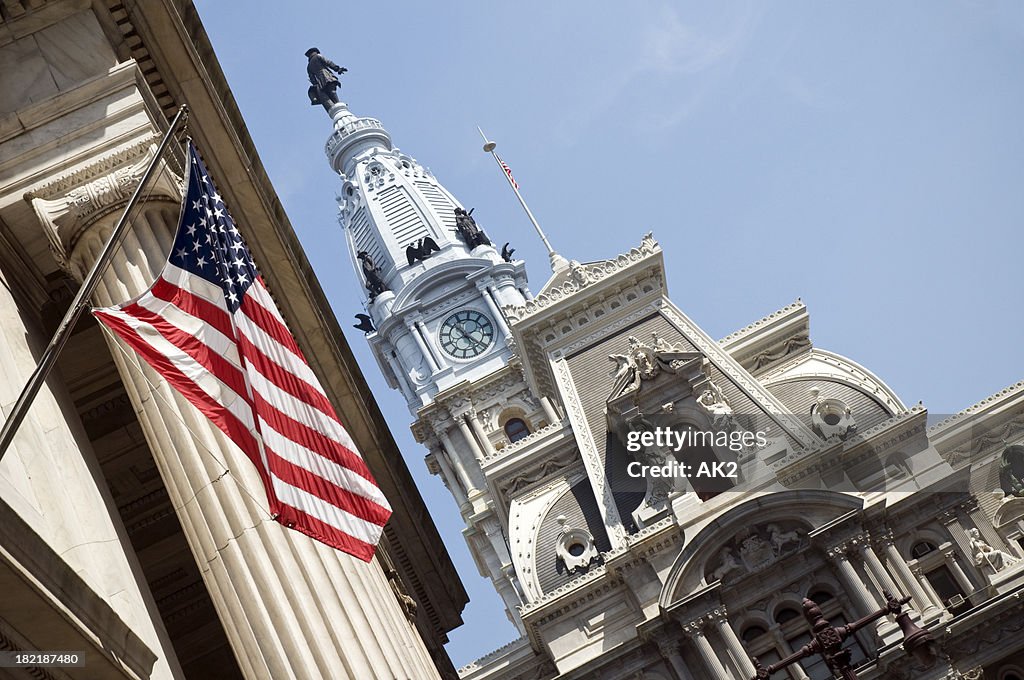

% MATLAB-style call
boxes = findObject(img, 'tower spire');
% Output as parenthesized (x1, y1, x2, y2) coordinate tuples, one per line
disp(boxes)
(477, 127, 568, 272)
(324, 91, 531, 409)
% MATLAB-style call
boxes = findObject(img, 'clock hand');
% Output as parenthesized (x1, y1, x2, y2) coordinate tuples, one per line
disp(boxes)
(451, 324, 485, 353)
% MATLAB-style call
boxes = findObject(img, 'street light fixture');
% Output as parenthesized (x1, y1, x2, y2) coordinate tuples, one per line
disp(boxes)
(748, 591, 935, 680)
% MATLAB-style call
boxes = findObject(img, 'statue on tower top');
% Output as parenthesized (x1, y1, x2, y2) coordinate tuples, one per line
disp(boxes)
(305, 47, 347, 113)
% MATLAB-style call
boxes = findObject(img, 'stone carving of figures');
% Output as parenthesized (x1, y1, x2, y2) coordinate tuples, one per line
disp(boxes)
(1000, 444, 1024, 499)
(697, 381, 734, 432)
(609, 352, 640, 397)
(454, 207, 491, 249)
(568, 260, 592, 286)
(626, 336, 659, 380)
(650, 331, 675, 353)
(739, 533, 775, 569)
(609, 335, 698, 399)
(766, 523, 801, 555)
(968, 527, 1020, 572)
(627, 414, 673, 508)
(712, 547, 742, 582)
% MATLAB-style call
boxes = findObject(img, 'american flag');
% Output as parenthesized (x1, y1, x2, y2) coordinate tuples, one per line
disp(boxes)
(93, 141, 391, 561)
(498, 155, 518, 190)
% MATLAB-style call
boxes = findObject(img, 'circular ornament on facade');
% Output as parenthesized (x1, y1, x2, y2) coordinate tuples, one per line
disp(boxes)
(438, 309, 495, 359)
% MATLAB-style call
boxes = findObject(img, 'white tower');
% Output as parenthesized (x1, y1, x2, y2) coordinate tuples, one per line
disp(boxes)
(326, 102, 531, 410)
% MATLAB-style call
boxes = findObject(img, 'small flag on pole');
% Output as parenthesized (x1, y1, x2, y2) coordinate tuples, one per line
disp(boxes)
(498, 156, 518, 190)
(92, 141, 391, 561)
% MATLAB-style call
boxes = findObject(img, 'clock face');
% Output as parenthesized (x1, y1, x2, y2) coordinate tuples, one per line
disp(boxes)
(438, 309, 495, 359)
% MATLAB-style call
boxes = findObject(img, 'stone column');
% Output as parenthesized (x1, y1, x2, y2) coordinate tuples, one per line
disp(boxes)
(456, 416, 486, 462)
(711, 607, 756, 678)
(45, 153, 441, 680)
(654, 636, 695, 680)
(879, 532, 940, 618)
(827, 544, 878, 617)
(940, 509, 982, 588)
(682, 619, 729, 678)
(408, 320, 441, 373)
(943, 548, 975, 597)
(911, 563, 946, 611)
(858, 538, 902, 597)
(429, 446, 468, 508)
(415, 320, 447, 371)
(438, 428, 478, 495)
(540, 396, 560, 424)
(467, 411, 496, 457)
(482, 286, 512, 338)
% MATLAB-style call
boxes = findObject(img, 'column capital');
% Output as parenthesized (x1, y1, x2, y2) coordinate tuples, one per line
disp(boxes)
(875, 528, 897, 546)
(938, 509, 960, 525)
(826, 542, 850, 560)
(427, 411, 453, 433)
(960, 495, 980, 515)
(848, 532, 872, 550)
(681, 618, 708, 638)
(26, 136, 180, 276)
(709, 606, 730, 622)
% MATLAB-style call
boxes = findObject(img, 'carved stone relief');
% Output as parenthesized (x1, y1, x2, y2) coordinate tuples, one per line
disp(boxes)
(706, 521, 807, 584)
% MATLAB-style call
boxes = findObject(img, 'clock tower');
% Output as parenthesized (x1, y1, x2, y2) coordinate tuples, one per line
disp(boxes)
(325, 102, 531, 409)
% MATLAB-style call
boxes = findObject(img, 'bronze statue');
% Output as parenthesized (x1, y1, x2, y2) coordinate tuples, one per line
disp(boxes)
(354, 314, 375, 333)
(405, 236, 440, 266)
(356, 251, 388, 298)
(306, 47, 347, 112)
(501, 242, 515, 262)
(454, 207, 491, 249)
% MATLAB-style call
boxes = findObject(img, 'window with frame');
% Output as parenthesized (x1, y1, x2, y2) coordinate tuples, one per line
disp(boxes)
(744, 592, 868, 680)
(504, 418, 530, 443)
(911, 541, 938, 559)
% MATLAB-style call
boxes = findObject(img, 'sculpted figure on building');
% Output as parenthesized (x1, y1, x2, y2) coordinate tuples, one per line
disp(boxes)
(306, 47, 347, 112)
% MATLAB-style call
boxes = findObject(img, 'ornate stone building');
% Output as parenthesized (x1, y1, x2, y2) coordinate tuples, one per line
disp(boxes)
(328, 83, 1024, 678)
(0, 1, 467, 679)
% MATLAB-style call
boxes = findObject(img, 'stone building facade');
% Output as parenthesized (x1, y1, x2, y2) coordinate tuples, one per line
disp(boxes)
(329, 84, 1024, 678)
(0, 1, 467, 679)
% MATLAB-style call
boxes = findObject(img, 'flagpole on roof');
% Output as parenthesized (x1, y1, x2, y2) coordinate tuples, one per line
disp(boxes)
(476, 126, 567, 272)
(0, 104, 190, 463)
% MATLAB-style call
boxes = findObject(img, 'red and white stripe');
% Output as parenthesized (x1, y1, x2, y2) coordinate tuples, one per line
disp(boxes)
(94, 262, 391, 561)
(499, 156, 519, 189)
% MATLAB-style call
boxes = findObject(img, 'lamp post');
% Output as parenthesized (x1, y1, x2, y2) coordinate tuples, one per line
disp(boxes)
(748, 591, 935, 680)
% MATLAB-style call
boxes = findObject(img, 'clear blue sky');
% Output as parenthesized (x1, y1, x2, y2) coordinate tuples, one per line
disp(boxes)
(194, 1, 1024, 667)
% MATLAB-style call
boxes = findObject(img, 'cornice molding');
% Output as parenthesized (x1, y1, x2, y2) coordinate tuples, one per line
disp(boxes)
(503, 233, 660, 324)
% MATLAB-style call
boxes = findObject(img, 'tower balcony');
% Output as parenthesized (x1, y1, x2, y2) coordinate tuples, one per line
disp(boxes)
(325, 105, 392, 172)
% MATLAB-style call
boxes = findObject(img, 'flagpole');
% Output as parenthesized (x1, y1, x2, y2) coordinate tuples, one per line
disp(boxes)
(476, 126, 567, 271)
(0, 104, 189, 463)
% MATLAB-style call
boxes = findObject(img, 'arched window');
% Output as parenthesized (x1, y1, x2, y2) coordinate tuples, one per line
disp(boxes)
(809, 590, 834, 604)
(504, 418, 530, 443)
(911, 541, 938, 559)
(742, 625, 768, 643)
(775, 607, 800, 625)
